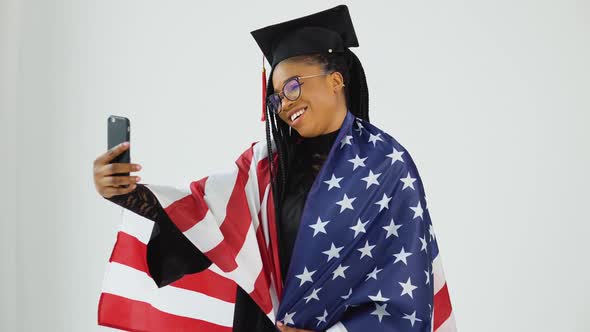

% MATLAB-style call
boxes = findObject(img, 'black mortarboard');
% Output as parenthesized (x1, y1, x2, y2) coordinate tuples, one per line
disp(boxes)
(250, 4, 359, 68)
(250, 5, 359, 121)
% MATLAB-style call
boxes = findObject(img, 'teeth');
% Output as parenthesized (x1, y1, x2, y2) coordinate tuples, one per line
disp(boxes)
(290, 108, 306, 122)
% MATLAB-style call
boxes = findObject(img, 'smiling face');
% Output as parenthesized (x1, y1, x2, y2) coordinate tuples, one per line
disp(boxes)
(271, 56, 347, 138)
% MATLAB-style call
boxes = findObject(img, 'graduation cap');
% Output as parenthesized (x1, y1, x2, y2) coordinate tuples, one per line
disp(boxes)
(250, 5, 359, 121)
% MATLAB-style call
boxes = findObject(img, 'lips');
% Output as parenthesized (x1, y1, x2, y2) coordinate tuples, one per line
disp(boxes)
(289, 106, 308, 123)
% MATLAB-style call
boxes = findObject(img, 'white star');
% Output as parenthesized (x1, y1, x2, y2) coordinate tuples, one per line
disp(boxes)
(349, 218, 369, 238)
(332, 264, 349, 280)
(315, 309, 328, 326)
(374, 193, 392, 212)
(323, 173, 343, 191)
(386, 147, 405, 165)
(282, 311, 296, 326)
(368, 290, 390, 302)
(361, 170, 381, 189)
(393, 247, 413, 265)
(368, 133, 384, 147)
(399, 277, 418, 298)
(370, 303, 391, 322)
(295, 267, 316, 286)
(357, 240, 376, 259)
(400, 171, 417, 190)
(419, 236, 427, 252)
(429, 224, 436, 240)
(340, 135, 353, 149)
(365, 266, 383, 281)
(410, 201, 424, 220)
(383, 218, 402, 239)
(356, 120, 365, 130)
(341, 288, 352, 300)
(402, 310, 422, 327)
(424, 270, 430, 285)
(304, 287, 322, 303)
(347, 154, 367, 170)
(336, 194, 356, 213)
(309, 217, 330, 237)
(322, 242, 344, 262)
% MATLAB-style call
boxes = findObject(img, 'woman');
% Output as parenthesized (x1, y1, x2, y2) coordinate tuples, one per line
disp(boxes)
(93, 5, 454, 332)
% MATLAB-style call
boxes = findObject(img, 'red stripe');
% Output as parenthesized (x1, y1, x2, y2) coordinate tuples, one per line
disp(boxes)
(265, 152, 283, 300)
(165, 177, 209, 232)
(433, 283, 453, 330)
(109, 231, 237, 303)
(98, 293, 231, 332)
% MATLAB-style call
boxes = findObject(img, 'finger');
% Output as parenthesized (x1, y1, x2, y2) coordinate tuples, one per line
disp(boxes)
(103, 183, 137, 197)
(276, 321, 291, 331)
(100, 162, 142, 176)
(101, 175, 141, 187)
(94, 142, 129, 166)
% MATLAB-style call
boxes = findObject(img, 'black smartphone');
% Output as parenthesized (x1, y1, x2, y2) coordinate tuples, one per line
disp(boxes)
(107, 115, 131, 178)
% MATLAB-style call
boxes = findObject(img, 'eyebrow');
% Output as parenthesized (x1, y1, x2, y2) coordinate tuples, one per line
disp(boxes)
(273, 75, 298, 93)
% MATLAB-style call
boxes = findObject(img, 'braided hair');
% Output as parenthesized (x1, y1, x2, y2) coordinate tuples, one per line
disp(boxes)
(263, 48, 369, 246)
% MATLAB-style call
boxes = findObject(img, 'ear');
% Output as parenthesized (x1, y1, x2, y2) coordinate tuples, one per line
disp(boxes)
(329, 71, 345, 92)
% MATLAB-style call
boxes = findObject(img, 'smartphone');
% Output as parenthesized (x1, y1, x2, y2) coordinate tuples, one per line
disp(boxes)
(107, 115, 131, 178)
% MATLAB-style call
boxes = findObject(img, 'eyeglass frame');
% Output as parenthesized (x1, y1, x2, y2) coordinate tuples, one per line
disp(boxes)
(267, 72, 334, 115)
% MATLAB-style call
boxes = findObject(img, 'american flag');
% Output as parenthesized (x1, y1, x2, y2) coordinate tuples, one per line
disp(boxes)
(98, 111, 456, 331)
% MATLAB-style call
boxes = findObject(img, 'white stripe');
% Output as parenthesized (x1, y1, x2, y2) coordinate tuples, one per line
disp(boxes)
(119, 209, 154, 244)
(204, 165, 239, 224)
(145, 183, 190, 209)
(183, 209, 225, 252)
(326, 321, 348, 332)
(435, 312, 457, 332)
(432, 254, 447, 295)
(102, 262, 235, 327)
(260, 184, 271, 248)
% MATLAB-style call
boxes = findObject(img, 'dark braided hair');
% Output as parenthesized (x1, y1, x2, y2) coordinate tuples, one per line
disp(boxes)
(264, 49, 369, 246)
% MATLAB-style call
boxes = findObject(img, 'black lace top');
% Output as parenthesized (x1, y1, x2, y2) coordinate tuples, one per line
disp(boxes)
(105, 128, 340, 331)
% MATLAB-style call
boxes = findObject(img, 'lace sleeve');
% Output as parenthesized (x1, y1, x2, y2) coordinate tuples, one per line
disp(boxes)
(105, 184, 213, 287)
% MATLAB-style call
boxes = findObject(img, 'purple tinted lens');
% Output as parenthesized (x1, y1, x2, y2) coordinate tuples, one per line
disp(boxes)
(267, 94, 281, 113)
(284, 79, 301, 100)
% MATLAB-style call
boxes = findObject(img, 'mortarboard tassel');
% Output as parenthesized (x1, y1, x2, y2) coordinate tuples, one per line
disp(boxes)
(261, 55, 267, 122)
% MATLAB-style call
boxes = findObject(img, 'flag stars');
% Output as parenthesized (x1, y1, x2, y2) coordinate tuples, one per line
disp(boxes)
(375, 193, 392, 212)
(400, 172, 417, 190)
(419, 236, 427, 252)
(424, 270, 430, 285)
(315, 309, 328, 326)
(348, 154, 367, 170)
(341, 288, 352, 300)
(350, 218, 369, 238)
(336, 194, 356, 213)
(323, 173, 343, 191)
(429, 224, 436, 241)
(399, 277, 418, 298)
(295, 267, 316, 286)
(322, 243, 344, 262)
(368, 290, 390, 302)
(340, 135, 353, 149)
(393, 247, 413, 265)
(410, 201, 424, 220)
(304, 287, 322, 303)
(282, 312, 296, 326)
(371, 303, 391, 322)
(402, 311, 422, 327)
(383, 218, 402, 239)
(309, 217, 330, 237)
(386, 147, 405, 165)
(368, 133, 384, 147)
(361, 170, 381, 189)
(332, 264, 350, 280)
(365, 266, 383, 281)
(357, 240, 376, 259)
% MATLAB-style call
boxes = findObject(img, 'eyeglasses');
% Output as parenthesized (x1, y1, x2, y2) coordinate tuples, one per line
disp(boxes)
(267, 72, 332, 115)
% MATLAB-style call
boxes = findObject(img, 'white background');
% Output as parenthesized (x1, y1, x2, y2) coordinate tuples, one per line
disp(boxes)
(1, 0, 589, 331)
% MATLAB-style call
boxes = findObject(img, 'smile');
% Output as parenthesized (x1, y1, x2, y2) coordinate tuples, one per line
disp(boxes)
(290, 107, 308, 122)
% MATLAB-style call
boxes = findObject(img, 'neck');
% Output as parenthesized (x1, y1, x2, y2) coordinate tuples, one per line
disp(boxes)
(322, 104, 348, 134)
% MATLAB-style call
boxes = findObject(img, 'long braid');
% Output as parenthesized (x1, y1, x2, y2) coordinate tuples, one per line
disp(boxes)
(263, 49, 369, 258)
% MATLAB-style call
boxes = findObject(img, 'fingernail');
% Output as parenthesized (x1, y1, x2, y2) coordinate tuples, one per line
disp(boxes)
(276, 321, 283, 327)
(136, 176, 141, 182)
(122, 142, 129, 147)
(135, 165, 142, 170)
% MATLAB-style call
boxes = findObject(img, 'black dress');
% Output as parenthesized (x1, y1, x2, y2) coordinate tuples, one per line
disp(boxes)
(106, 129, 339, 332)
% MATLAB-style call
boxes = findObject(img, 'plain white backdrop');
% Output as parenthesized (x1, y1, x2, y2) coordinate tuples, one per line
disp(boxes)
(1, 0, 589, 331)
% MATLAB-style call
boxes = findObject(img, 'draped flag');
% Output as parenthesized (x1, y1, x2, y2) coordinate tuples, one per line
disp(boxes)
(98, 111, 456, 331)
